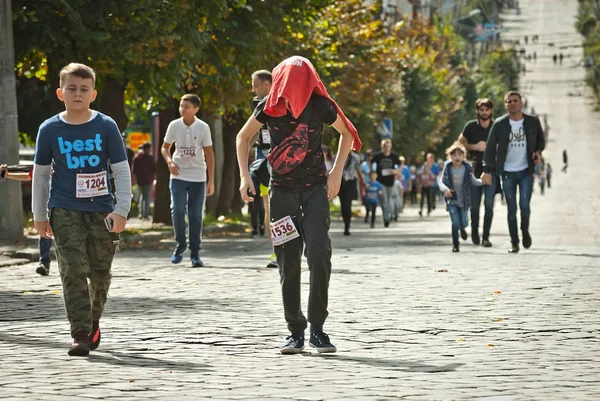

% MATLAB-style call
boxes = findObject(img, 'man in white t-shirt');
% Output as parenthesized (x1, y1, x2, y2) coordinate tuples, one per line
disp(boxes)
(161, 94, 215, 267)
(482, 91, 545, 254)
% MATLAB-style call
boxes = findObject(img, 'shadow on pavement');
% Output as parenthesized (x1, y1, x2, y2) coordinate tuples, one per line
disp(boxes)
(0, 332, 212, 372)
(0, 291, 252, 322)
(307, 353, 464, 373)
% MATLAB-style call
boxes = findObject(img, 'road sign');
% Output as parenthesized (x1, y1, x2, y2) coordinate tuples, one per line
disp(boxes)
(378, 118, 393, 139)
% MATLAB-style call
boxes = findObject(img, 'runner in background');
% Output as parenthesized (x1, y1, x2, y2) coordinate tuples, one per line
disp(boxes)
(249, 69, 278, 268)
(458, 98, 496, 247)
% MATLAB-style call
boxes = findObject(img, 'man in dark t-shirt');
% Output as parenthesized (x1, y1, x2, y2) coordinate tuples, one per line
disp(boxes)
(458, 98, 496, 247)
(371, 139, 400, 227)
(236, 56, 361, 356)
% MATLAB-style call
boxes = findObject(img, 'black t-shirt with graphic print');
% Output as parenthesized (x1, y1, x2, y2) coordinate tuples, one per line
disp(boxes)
(372, 151, 401, 187)
(253, 95, 338, 191)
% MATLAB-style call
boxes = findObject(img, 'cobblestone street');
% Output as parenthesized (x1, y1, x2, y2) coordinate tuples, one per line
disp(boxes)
(1, 0, 600, 400)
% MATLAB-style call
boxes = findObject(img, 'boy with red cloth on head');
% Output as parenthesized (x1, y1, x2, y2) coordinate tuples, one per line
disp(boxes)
(236, 56, 361, 354)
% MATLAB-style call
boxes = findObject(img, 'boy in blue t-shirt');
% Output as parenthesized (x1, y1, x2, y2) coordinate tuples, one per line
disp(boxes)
(365, 171, 383, 228)
(32, 63, 132, 356)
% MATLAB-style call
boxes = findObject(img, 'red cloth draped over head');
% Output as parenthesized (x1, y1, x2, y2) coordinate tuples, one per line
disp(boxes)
(263, 56, 362, 152)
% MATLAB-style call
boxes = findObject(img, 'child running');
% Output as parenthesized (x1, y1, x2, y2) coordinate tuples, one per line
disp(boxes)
(365, 171, 384, 228)
(438, 141, 484, 252)
(32, 63, 132, 356)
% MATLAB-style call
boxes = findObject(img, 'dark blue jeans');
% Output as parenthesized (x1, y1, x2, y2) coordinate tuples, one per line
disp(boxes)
(501, 169, 533, 245)
(471, 174, 497, 240)
(448, 204, 468, 245)
(39, 237, 52, 265)
(169, 179, 206, 258)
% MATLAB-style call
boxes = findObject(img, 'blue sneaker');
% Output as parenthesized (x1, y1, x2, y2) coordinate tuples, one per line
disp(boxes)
(191, 257, 203, 267)
(280, 332, 304, 355)
(309, 330, 337, 353)
(171, 248, 186, 264)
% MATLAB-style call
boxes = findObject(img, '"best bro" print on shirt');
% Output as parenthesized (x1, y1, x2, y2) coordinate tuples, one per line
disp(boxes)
(58, 133, 103, 169)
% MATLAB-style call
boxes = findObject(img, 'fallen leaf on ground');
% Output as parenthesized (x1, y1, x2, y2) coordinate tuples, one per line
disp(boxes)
(23, 291, 32, 295)
(492, 318, 503, 322)
(492, 290, 502, 294)
(457, 338, 465, 342)
(485, 343, 495, 347)
(437, 269, 448, 273)
(52, 290, 60, 295)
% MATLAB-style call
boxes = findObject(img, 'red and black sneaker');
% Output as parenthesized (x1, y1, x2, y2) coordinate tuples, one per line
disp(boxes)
(89, 320, 101, 351)
(68, 332, 90, 357)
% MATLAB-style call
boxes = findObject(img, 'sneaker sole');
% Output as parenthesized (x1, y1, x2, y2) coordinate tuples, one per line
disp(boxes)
(309, 343, 337, 353)
(280, 345, 304, 355)
(266, 262, 278, 268)
(36, 267, 49, 276)
(68, 346, 90, 357)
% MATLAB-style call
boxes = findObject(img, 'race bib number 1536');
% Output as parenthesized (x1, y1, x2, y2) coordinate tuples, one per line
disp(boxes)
(271, 215, 299, 247)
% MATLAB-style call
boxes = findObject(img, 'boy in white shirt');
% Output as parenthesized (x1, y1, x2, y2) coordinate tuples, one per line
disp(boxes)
(161, 94, 215, 267)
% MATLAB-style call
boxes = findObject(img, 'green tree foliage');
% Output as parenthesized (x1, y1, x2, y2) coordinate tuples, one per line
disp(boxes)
(11, 0, 520, 217)
(577, 0, 600, 101)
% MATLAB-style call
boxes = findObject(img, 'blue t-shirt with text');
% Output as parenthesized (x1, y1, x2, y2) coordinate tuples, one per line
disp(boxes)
(365, 181, 384, 204)
(34, 112, 127, 213)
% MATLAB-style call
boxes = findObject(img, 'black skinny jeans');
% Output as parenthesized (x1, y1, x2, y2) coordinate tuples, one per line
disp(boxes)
(338, 179, 356, 233)
(420, 186, 434, 214)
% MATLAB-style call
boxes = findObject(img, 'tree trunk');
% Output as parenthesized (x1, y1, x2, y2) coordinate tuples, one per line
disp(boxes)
(46, 53, 68, 115)
(215, 112, 243, 216)
(153, 103, 178, 225)
(0, 0, 23, 240)
(99, 76, 128, 132)
(205, 115, 222, 216)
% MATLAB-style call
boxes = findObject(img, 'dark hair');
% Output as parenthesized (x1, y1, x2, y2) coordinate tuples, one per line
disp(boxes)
(251, 70, 272, 84)
(59, 63, 96, 88)
(504, 91, 522, 102)
(475, 98, 494, 109)
(181, 94, 201, 108)
(142, 142, 152, 150)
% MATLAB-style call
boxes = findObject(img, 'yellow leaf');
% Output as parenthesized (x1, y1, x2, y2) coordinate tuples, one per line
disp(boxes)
(492, 290, 501, 294)
(23, 291, 32, 295)
(52, 290, 60, 295)
(457, 338, 465, 342)
(485, 343, 495, 347)
(493, 318, 503, 322)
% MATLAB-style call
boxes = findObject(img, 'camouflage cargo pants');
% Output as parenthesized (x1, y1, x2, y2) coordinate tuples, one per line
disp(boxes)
(50, 208, 119, 337)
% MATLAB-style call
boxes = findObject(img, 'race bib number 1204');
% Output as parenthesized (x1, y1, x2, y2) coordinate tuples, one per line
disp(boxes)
(76, 171, 109, 198)
(271, 215, 299, 247)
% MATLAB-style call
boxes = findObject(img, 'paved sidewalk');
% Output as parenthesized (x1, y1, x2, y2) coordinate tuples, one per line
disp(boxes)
(1, 1, 600, 400)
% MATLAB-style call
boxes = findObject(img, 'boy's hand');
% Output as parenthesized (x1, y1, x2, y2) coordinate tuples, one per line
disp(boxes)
(476, 141, 487, 152)
(481, 173, 492, 185)
(167, 161, 180, 176)
(239, 174, 256, 202)
(326, 169, 343, 200)
(106, 212, 127, 233)
(444, 190, 454, 198)
(34, 221, 53, 239)
(206, 181, 215, 197)
(533, 151, 542, 165)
